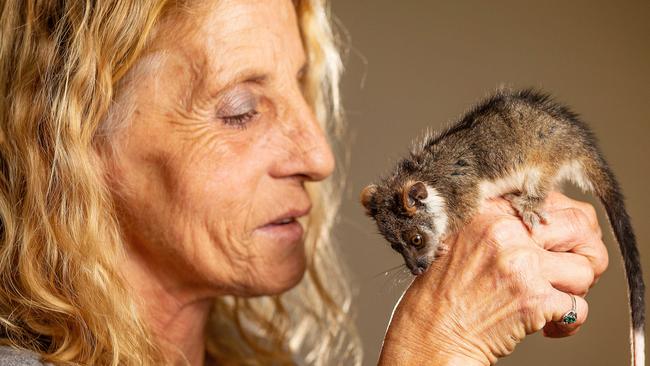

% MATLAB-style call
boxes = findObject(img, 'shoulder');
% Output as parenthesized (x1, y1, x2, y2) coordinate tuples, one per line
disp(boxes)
(0, 346, 50, 366)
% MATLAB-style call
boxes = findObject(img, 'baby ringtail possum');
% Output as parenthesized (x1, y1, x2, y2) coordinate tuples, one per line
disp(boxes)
(360, 89, 644, 365)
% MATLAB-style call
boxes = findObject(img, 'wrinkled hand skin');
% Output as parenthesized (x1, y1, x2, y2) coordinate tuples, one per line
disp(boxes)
(378, 192, 608, 365)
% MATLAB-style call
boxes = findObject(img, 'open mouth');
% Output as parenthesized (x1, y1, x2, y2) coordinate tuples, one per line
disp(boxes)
(270, 217, 297, 226)
(261, 206, 310, 229)
(257, 216, 304, 243)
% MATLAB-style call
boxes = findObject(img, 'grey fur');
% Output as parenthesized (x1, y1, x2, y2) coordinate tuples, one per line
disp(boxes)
(361, 88, 644, 365)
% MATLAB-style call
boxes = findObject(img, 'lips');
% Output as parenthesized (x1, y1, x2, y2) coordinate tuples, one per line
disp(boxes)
(262, 207, 311, 228)
(255, 207, 311, 244)
(270, 217, 297, 225)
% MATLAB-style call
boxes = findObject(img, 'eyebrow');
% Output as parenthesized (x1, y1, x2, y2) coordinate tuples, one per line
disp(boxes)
(209, 60, 307, 92)
(185, 54, 309, 110)
(193, 67, 267, 105)
(230, 59, 308, 86)
(232, 69, 268, 85)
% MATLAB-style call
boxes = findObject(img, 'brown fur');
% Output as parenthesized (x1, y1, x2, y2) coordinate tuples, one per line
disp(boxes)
(361, 88, 644, 365)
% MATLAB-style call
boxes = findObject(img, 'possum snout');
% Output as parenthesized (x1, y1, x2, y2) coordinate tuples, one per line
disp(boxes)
(404, 255, 430, 276)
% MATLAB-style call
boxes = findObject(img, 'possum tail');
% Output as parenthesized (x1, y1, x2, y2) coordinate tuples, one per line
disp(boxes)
(585, 156, 645, 366)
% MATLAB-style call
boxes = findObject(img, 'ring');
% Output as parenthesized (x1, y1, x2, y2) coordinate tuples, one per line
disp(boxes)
(561, 294, 578, 324)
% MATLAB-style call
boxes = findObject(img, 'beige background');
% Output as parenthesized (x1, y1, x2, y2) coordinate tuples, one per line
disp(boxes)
(330, 1, 650, 365)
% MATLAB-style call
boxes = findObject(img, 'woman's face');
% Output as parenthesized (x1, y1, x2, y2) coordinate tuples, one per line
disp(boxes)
(104, 0, 334, 297)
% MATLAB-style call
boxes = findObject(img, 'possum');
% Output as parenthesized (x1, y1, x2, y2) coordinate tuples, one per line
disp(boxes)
(360, 89, 644, 365)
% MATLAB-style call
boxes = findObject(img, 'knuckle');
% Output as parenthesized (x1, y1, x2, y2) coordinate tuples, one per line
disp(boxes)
(592, 223, 603, 241)
(581, 265, 596, 290)
(519, 293, 542, 313)
(519, 295, 547, 330)
(483, 217, 521, 245)
(497, 247, 536, 275)
(579, 202, 598, 225)
(592, 242, 609, 277)
(566, 208, 591, 234)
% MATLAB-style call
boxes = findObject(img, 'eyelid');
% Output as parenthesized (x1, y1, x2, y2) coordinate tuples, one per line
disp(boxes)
(216, 86, 259, 118)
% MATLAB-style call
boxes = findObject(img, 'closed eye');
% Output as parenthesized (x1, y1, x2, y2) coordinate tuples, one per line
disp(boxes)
(221, 110, 259, 128)
(216, 86, 260, 129)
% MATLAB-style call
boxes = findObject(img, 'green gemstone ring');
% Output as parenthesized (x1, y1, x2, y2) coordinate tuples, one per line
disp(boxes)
(561, 294, 578, 325)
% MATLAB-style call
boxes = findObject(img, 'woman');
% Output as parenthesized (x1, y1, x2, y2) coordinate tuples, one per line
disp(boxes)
(0, 0, 607, 365)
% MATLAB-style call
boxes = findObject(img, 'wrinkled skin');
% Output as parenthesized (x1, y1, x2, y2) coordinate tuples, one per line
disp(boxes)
(99, 0, 333, 364)
(97, 0, 608, 364)
(379, 192, 608, 364)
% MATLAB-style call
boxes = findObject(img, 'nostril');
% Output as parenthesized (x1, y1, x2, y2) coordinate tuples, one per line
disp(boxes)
(408, 258, 430, 276)
(416, 258, 429, 271)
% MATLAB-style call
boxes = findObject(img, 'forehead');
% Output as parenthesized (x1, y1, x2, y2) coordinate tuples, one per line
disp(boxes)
(159, 0, 306, 89)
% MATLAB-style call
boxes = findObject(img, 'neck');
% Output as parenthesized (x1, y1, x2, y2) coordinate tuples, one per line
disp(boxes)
(122, 247, 214, 366)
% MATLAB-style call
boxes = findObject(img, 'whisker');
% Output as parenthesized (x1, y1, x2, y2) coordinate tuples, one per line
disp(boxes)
(378, 266, 412, 294)
(371, 263, 406, 279)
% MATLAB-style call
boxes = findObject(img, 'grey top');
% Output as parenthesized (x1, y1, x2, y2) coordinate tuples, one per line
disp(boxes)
(0, 346, 49, 366)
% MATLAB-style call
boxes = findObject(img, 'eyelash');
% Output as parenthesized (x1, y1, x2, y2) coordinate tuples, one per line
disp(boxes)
(221, 110, 259, 129)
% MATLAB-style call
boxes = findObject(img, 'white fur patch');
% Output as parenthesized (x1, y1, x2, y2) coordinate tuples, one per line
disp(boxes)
(422, 186, 448, 238)
(478, 161, 594, 200)
(634, 328, 645, 366)
(420, 227, 438, 260)
(478, 167, 543, 200)
(553, 160, 593, 192)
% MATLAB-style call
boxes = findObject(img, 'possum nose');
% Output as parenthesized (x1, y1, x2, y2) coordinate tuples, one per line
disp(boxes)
(409, 259, 429, 276)
(416, 258, 429, 268)
(415, 259, 430, 274)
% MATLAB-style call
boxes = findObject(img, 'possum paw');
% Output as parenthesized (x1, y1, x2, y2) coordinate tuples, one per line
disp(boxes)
(520, 210, 549, 231)
(504, 193, 549, 231)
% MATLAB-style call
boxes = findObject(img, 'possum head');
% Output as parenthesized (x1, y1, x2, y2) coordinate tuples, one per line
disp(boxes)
(361, 179, 448, 275)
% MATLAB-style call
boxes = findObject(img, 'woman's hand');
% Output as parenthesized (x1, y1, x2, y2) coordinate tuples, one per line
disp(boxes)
(378, 192, 608, 365)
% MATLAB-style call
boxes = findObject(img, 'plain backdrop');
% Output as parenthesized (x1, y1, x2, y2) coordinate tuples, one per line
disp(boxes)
(330, 1, 650, 365)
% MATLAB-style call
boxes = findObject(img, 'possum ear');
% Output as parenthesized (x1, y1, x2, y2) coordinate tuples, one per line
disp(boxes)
(402, 181, 428, 216)
(360, 184, 378, 216)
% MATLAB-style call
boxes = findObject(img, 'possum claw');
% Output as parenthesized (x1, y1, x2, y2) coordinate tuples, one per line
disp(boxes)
(505, 193, 549, 231)
(521, 211, 543, 231)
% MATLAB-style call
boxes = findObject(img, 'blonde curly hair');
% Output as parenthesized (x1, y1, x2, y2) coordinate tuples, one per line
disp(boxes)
(0, 1, 360, 365)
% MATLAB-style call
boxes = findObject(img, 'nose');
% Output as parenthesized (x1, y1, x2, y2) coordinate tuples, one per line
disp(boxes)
(270, 91, 335, 182)
(409, 258, 430, 276)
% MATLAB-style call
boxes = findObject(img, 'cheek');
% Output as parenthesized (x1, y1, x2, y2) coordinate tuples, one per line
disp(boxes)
(195, 142, 268, 230)
(172, 130, 306, 294)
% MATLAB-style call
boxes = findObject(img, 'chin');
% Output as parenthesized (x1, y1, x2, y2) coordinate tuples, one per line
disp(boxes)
(235, 223, 307, 295)
(259, 262, 306, 296)
(247, 239, 307, 296)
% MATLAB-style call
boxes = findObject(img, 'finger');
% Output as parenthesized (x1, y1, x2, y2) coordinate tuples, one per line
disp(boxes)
(532, 207, 599, 251)
(532, 208, 608, 279)
(543, 294, 589, 338)
(542, 192, 599, 226)
(542, 290, 589, 338)
(543, 319, 583, 338)
(540, 250, 594, 295)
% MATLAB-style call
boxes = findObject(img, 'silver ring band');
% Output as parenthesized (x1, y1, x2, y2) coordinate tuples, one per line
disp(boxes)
(561, 294, 578, 325)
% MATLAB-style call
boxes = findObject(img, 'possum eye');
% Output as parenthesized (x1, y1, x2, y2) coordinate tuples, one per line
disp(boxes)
(410, 233, 424, 247)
